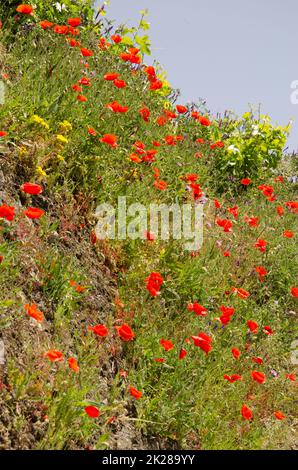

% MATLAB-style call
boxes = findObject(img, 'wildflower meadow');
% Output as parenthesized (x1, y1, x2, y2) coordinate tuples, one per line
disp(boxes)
(0, 0, 297, 454)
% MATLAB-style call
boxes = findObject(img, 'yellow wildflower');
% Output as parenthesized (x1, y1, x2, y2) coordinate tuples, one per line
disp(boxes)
(59, 120, 72, 132)
(56, 134, 68, 145)
(36, 166, 47, 179)
(31, 114, 49, 130)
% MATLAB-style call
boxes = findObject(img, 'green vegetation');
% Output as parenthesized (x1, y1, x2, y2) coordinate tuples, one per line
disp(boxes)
(0, 1, 297, 450)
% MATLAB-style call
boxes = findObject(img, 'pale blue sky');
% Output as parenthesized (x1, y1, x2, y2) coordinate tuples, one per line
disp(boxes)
(96, 0, 298, 150)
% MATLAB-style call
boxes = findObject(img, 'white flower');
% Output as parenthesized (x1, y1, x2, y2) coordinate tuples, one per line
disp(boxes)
(251, 124, 259, 136)
(227, 145, 240, 154)
(55, 2, 66, 12)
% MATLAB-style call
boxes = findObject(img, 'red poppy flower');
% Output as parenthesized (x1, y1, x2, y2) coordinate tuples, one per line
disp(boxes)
(210, 141, 224, 149)
(68, 17, 81, 27)
(106, 101, 128, 113)
(104, 72, 119, 81)
(16, 4, 33, 14)
(285, 201, 298, 213)
(241, 178, 251, 186)
(274, 411, 286, 420)
(40, 20, 54, 30)
(291, 287, 298, 298)
(176, 105, 187, 114)
(154, 180, 167, 191)
(220, 306, 235, 317)
(164, 135, 176, 146)
(214, 199, 221, 209)
(24, 303, 43, 322)
(251, 370, 266, 384)
(120, 52, 136, 63)
(263, 325, 273, 335)
(54, 25, 69, 35)
(98, 37, 111, 50)
(160, 339, 173, 352)
(145, 231, 155, 241)
(21, 182, 42, 195)
(119, 48, 140, 63)
(85, 405, 100, 418)
(156, 115, 168, 127)
(191, 332, 212, 354)
(81, 48, 93, 57)
(68, 27, 80, 37)
(219, 305, 235, 325)
(275, 175, 284, 183)
(129, 386, 142, 399)
(139, 106, 150, 122)
(152, 167, 160, 179)
(0, 131, 7, 137)
(184, 173, 198, 183)
(143, 149, 157, 163)
(44, 350, 63, 362)
(231, 287, 250, 299)
(116, 323, 135, 341)
(99, 134, 118, 148)
(179, 348, 187, 359)
(276, 206, 284, 216)
(0, 204, 15, 221)
(144, 65, 156, 79)
(224, 374, 242, 383)
(227, 206, 238, 219)
(232, 348, 240, 360)
(255, 239, 267, 252)
(88, 324, 109, 337)
(192, 111, 200, 119)
(255, 266, 267, 282)
(187, 302, 207, 317)
(78, 77, 91, 86)
(245, 216, 259, 227)
(24, 207, 45, 219)
(77, 94, 87, 102)
(190, 182, 203, 200)
(241, 405, 253, 421)
(111, 34, 122, 43)
(130, 154, 142, 163)
(113, 79, 126, 89)
(72, 84, 82, 92)
(154, 358, 165, 363)
(87, 127, 97, 136)
(149, 79, 163, 90)
(258, 184, 274, 199)
(285, 373, 296, 381)
(283, 230, 294, 238)
(68, 38, 80, 47)
(144, 148, 158, 163)
(145, 272, 164, 297)
(216, 218, 233, 233)
(198, 116, 211, 126)
(69, 280, 86, 293)
(247, 320, 258, 334)
(68, 357, 79, 373)
(252, 356, 263, 365)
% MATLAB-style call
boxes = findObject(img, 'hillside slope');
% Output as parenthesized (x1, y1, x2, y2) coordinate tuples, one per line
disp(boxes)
(0, 1, 297, 450)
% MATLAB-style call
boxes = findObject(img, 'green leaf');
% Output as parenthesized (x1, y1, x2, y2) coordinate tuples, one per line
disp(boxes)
(135, 35, 151, 55)
(140, 19, 150, 31)
(121, 36, 134, 46)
